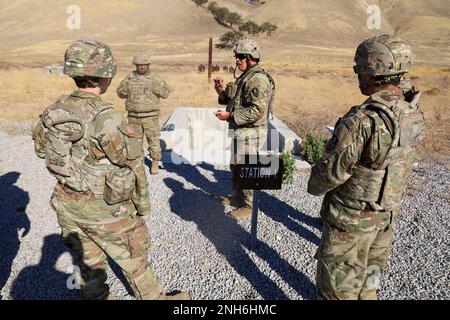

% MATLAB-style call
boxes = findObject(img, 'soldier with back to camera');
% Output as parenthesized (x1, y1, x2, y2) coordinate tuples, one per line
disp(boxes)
(308, 35, 425, 300)
(33, 40, 189, 300)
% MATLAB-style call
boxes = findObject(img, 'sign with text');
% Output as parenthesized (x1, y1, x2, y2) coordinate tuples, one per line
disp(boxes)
(233, 154, 283, 190)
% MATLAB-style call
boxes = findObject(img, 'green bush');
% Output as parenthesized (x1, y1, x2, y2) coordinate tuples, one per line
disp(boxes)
(282, 151, 295, 185)
(304, 132, 326, 164)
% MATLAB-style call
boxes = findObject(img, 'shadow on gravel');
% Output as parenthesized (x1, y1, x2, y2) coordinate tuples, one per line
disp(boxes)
(163, 162, 316, 300)
(10, 234, 79, 300)
(0, 172, 30, 300)
(258, 193, 321, 246)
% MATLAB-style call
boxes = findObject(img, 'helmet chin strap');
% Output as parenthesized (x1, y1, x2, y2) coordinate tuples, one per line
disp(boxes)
(358, 74, 372, 95)
(99, 78, 112, 94)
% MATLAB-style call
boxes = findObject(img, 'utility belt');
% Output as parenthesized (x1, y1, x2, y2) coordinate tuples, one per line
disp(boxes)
(127, 112, 159, 119)
(232, 122, 267, 129)
(125, 101, 159, 114)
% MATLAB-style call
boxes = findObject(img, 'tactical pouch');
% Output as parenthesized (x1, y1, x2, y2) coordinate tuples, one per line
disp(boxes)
(42, 107, 85, 191)
(399, 106, 425, 147)
(225, 82, 237, 99)
(119, 124, 143, 160)
(104, 167, 136, 205)
(379, 158, 414, 211)
(44, 131, 72, 177)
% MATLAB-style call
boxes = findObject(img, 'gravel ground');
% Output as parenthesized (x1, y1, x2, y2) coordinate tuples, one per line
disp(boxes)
(0, 129, 449, 300)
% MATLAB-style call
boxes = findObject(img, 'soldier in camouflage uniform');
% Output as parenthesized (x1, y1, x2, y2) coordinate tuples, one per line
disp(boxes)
(116, 53, 170, 175)
(32, 40, 188, 300)
(308, 35, 425, 300)
(213, 38, 275, 219)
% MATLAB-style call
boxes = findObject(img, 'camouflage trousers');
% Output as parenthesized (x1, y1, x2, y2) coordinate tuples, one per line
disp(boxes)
(230, 127, 267, 209)
(315, 221, 395, 300)
(128, 115, 161, 161)
(50, 187, 162, 300)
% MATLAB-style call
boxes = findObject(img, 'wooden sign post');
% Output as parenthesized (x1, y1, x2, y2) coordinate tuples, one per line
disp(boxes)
(208, 37, 213, 83)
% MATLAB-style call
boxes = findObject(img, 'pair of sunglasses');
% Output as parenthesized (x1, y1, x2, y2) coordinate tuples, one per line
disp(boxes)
(235, 54, 248, 60)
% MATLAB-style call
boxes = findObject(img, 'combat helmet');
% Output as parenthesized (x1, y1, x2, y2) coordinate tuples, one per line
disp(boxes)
(354, 34, 413, 77)
(233, 38, 261, 60)
(132, 53, 151, 65)
(64, 40, 117, 78)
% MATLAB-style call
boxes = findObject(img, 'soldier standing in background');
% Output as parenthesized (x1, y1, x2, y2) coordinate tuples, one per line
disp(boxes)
(117, 54, 170, 175)
(33, 40, 188, 300)
(308, 35, 425, 300)
(213, 38, 275, 219)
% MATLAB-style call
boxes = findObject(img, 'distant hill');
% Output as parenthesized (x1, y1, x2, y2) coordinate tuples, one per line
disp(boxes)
(0, 0, 225, 41)
(245, 0, 450, 47)
(0, 0, 227, 62)
(379, 0, 450, 46)
(0, 0, 448, 63)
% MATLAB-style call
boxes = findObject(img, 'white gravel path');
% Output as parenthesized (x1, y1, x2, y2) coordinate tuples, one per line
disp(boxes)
(0, 129, 448, 300)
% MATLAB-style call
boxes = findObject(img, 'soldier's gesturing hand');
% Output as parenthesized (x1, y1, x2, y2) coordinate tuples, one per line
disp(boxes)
(214, 110, 231, 121)
(213, 77, 225, 94)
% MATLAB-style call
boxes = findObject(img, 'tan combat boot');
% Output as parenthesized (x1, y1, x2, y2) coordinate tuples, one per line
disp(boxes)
(217, 195, 235, 206)
(150, 160, 159, 175)
(229, 207, 253, 219)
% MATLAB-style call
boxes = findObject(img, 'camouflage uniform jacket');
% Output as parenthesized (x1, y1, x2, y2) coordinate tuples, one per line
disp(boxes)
(33, 91, 151, 221)
(117, 71, 170, 118)
(307, 87, 424, 233)
(219, 65, 273, 131)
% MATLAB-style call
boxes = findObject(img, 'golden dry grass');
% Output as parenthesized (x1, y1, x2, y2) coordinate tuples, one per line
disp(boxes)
(0, 64, 448, 160)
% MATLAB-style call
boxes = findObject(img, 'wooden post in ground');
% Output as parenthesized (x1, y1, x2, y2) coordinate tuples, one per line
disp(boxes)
(208, 37, 213, 83)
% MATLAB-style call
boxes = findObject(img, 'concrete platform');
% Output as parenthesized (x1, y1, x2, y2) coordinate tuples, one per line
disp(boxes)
(160, 107, 310, 169)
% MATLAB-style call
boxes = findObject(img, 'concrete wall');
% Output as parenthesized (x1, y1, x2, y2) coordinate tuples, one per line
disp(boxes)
(160, 107, 309, 168)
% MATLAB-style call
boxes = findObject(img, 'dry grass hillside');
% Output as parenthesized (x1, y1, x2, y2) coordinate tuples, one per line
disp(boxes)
(246, 0, 450, 47)
(0, 0, 448, 161)
(245, 0, 394, 45)
(379, 0, 450, 46)
(0, 0, 226, 62)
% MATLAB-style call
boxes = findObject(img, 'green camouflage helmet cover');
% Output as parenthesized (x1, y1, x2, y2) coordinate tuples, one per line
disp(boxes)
(132, 53, 151, 65)
(233, 38, 261, 60)
(354, 34, 413, 76)
(64, 40, 117, 78)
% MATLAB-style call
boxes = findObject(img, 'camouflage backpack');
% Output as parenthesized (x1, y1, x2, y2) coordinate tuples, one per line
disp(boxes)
(41, 96, 113, 192)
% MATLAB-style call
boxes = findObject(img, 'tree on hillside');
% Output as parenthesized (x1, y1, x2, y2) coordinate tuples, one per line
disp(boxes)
(207, 1, 218, 14)
(260, 22, 278, 36)
(214, 7, 230, 25)
(193, 0, 208, 7)
(239, 21, 261, 35)
(225, 12, 242, 27)
(216, 31, 244, 49)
